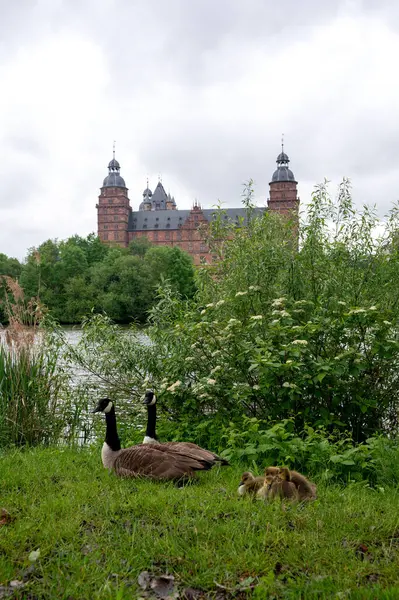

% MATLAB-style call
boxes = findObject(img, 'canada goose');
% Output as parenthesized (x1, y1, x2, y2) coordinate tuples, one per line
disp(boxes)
(92, 398, 218, 480)
(265, 466, 317, 500)
(237, 471, 265, 496)
(142, 390, 229, 467)
(256, 474, 275, 500)
(257, 469, 298, 501)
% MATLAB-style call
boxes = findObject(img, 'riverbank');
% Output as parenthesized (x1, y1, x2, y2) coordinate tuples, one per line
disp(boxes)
(1, 448, 399, 598)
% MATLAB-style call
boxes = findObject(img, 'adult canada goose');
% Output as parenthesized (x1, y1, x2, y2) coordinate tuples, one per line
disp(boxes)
(92, 398, 218, 480)
(142, 390, 229, 467)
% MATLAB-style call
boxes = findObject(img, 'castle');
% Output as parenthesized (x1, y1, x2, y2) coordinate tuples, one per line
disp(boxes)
(96, 147, 299, 265)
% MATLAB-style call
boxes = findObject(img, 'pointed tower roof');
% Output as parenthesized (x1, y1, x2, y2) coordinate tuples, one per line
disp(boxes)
(270, 139, 297, 184)
(151, 181, 168, 209)
(102, 145, 126, 188)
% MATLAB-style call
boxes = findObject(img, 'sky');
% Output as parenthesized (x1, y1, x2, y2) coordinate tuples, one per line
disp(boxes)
(1, 0, 399, 260)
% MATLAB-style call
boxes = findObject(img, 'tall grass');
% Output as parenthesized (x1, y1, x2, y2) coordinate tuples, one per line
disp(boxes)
(0, 276, 66, 447)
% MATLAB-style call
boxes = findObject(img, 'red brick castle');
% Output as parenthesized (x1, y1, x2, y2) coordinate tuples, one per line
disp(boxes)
(96, 146, 299, 265)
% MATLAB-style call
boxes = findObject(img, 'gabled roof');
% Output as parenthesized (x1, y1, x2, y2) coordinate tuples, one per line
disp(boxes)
(150, 182, 169, 209)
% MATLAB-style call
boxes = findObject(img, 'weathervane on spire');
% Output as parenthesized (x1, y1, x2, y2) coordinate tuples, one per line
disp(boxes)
(158, 173, 162, 183)
(113, 140, 116, 160)
(281, 133, 284, 153)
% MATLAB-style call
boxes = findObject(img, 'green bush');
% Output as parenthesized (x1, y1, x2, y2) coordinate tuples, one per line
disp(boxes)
(62, 179, 399, 448)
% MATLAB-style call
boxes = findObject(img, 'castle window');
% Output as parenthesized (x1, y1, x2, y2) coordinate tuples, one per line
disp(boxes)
(156, 217, 159, 221)
(165, 231, 171, 240)
(143, 224, 147, 229)
(177, 231, 182, 241)
(104, 225, 108, 229)
(188, 242, 193, 251)
(167, 216, 170, 221)
(114, 216, 118, 221)
(103, 233, 108, 240)
(109, 199, 113, 204)
(200, 243, 207, 252)
(154, 231, 158, 241)
(194, 214, 199, 221)
(166, 223, 170, 228)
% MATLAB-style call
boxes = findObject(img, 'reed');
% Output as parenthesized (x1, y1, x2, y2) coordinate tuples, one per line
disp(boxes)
(0, 276, 65, 447)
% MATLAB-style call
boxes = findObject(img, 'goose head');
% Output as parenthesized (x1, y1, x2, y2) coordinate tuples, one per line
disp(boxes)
(92, 398, 114, 414)
(143, 390, 157, 406)
(237, 471, 254, 496)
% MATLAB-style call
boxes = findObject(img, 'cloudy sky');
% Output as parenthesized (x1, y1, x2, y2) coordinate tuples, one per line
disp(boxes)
(1, 0, 399, 259)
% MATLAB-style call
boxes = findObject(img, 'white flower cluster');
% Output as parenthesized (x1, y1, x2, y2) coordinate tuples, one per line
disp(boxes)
(272, 297, 286, 307)
(292, 339, 308, 346)
(167, 380, 182, 393)
(250, 315, 263, 321)
(235, 291, 248, 297)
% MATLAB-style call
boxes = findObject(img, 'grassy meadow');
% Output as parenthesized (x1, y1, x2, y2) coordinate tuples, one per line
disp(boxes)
(1, 448, 399, 599)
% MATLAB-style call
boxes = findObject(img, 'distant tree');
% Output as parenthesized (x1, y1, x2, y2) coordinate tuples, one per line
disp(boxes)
(128, 237, 153, 257)
(144, 246, 196, 299)
(0, 253, 22, 279)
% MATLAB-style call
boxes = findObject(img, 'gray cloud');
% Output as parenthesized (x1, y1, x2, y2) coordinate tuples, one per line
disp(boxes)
(1, 0, 399, 259)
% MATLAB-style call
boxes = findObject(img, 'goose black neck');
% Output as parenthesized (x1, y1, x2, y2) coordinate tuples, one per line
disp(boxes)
(146, 403, 158, 440)
(105, 405, 121, 451)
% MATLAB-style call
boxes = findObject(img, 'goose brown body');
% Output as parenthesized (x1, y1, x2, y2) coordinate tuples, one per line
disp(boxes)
(238, 471, 265, 496)
(142, 391, 229, 467)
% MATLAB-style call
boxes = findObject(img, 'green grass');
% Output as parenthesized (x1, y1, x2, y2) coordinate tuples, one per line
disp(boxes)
(1, 448, 399, 599)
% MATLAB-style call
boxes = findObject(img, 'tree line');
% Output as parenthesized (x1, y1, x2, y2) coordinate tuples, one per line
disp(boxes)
(0, 235, 196, 324)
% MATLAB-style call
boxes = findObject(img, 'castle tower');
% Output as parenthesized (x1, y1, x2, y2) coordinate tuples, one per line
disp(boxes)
(268, 143, 299, 216)
(97, 151, 131, 247)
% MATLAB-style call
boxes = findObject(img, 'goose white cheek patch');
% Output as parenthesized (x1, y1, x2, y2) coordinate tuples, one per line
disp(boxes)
(104, 402, 113, 414)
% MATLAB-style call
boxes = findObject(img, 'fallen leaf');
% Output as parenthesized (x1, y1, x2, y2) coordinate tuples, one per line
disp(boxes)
(9, 581, 24, 589)
(28, 549, 41, 563)
(355, 543, 371, 561)
(0, 509, 13, 527)
(150, 574, 175, 598)
(181, 587, 207, 599)
(138, 571, 151, 590)
(0, 581, 25, 600)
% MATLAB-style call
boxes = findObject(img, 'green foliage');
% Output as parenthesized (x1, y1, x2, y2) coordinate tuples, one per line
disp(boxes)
(1, 448, 399, 598)
(65, 180, 399, 444)
(15, 233, 197, 324)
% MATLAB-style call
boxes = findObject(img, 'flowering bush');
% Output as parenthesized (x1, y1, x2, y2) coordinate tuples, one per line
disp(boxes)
(67, 179, 399, 446)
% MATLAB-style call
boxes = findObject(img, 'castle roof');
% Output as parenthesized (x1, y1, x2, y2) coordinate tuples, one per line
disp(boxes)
(128, 207, 266, 232)
(102, 152, 126, 188)
(270, 146, 297, 184)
